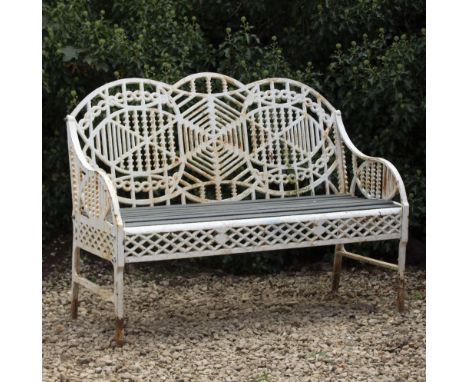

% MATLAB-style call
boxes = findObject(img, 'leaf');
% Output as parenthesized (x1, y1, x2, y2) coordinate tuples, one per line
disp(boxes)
(59, 46, 84, 62)
(96, 62, 110, 72)
(42, 15, 48, 30)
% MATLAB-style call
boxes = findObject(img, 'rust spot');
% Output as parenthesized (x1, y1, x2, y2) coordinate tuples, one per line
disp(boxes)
(115, 318, 125, 347)
(71, 299, 79, 319)
(397, 278, 405, 313)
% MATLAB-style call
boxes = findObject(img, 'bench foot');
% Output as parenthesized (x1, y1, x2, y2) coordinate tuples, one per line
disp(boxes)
(397, 239, 407, 313)
(70, 245, 80, 319)
(331, 244, 344, 292)
(115, 318, 125, 346)
(397, 277, 405, 313)
(70, 295, 79, 319)
(114, 262, 125, 346)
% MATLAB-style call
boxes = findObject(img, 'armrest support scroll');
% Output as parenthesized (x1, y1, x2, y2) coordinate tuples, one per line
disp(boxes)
(335, 111, 409, 208)
(66, 116, 123, 228)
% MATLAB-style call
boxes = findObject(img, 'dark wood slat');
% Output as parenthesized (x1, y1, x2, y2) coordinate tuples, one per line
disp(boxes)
(121, 196, 393, 215)
(121, 194, 357, 216)
(122, 200, 396, 223)
(121, 195, 398, 227)
(121, 195, 388, 218)
(123, 205, 396, 227)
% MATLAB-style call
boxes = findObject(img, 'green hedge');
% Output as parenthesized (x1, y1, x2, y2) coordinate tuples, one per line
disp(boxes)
(43, 0, 425, 266)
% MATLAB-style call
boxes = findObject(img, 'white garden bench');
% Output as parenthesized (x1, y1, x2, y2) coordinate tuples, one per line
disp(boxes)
(66, 73, 409, 346)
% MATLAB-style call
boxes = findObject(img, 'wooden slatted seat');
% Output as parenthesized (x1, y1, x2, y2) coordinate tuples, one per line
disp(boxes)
(66, 73, 409, 346)
(121, 195, 398, 227)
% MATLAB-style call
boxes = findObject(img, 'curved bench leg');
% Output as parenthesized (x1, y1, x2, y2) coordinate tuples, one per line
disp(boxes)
(332, 244, 344, 292)
(114, 263, 125, 346)
(70, 245, 80, 319)
(397, 239, 407, 312)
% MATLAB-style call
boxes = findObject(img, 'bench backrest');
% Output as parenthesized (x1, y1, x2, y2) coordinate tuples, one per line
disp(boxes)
(69, 73, 346, 207)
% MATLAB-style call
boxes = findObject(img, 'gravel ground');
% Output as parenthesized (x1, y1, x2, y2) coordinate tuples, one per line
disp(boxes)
(43, 259, 425, 381)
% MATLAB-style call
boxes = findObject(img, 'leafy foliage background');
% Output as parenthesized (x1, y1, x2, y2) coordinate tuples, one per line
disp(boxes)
(43, 0, 425, 268)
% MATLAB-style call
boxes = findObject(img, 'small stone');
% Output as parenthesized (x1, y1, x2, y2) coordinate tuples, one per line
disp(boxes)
(77, 357, 90, 365)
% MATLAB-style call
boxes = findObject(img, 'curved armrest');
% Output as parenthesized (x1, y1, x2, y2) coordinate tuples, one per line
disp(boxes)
(66, 116, 123, 227)
(335, 111, 409, 207)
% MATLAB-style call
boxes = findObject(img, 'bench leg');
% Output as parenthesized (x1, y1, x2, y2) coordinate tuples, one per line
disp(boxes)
(114, 263, 125, 346)
(70, 245, 80, 319)
(397, 239, 407, 312)
(331, 244, 344, 292)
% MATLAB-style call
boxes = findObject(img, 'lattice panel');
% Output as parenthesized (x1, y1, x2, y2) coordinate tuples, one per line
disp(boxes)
(80, 172, 101, 218)
(317, 214, 401, 240)
(68, 146, 80, 216)
(68, 144, 113, 221)
(124, 213, 401, 259)
(74, 221, 113, 258)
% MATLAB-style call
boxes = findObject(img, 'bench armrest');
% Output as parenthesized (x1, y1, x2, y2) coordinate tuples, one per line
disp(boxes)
(335, 111, 409, 207)
(66, 116, 123, 228)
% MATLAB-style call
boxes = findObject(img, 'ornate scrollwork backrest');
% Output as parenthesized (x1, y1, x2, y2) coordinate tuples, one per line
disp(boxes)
(244, 78, 340, 198)
(70, 73, 344, 207)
